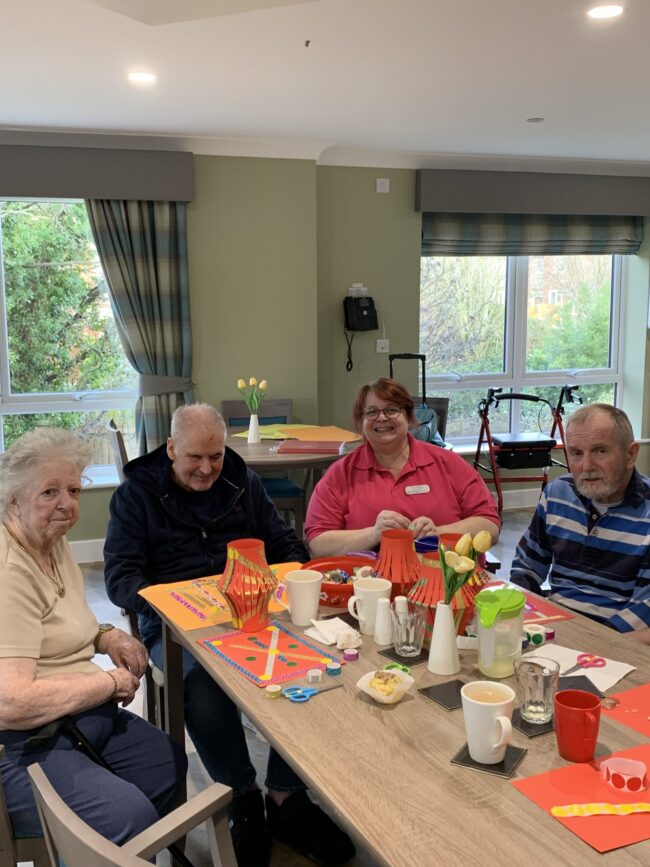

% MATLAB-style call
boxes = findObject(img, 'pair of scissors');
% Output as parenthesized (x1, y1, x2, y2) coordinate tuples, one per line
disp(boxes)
(562, 653, 607, 676)
(282, 683, 344, 703)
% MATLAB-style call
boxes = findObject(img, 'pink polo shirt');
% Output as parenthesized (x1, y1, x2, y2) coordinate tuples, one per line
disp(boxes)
(305, 434, 499, 543)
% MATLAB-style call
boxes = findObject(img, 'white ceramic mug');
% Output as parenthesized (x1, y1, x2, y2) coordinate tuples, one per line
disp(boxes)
(347, 577, 392, 635)
(277, 569, 323, 627)
(461, 681, 515, 764)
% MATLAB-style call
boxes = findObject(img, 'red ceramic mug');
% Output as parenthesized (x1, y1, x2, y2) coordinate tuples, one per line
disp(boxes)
(554, 689, 601, 762)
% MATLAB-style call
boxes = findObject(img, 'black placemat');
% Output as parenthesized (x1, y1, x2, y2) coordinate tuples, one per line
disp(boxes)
(451, 743, 527, 779)
(557, 675, 604, 698)
(511, 708, 555, 738)
(418, 680, 465, 711)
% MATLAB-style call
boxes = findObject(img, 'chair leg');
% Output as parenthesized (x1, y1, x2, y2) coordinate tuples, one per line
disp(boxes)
(293, 501, 305, 540)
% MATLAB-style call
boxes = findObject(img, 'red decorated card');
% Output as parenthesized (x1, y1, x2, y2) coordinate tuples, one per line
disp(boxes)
(199, 621, 340, 687)
(602, 683, 650, 739)
(513, 744, 650, 852)
(489, 581, 574, 624)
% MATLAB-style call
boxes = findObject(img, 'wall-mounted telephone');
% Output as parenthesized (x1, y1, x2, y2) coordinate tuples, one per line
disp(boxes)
(343, 296, 379, 331)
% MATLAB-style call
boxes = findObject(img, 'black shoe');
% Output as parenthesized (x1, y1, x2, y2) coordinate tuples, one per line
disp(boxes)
(265, 790, 356, 866)
(229, 788, 271, 867)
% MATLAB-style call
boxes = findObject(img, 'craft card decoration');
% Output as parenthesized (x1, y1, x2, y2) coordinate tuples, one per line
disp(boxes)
(513, 744, 650, 852)
(375, 528, 421, 596)
(217, 538, 278, 632)
(200, 621, 340, 687)
(489, 581, 575, 625)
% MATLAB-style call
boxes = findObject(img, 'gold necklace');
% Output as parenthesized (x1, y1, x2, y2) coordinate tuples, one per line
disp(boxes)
(3, 523, 66, 597)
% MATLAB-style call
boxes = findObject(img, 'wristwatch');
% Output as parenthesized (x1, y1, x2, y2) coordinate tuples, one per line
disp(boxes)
(94, 622, 116, 652)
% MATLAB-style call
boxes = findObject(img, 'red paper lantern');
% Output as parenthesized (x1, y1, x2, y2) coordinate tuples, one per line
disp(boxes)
(375, 528, 421, 597)
(217, 538, 278, 632)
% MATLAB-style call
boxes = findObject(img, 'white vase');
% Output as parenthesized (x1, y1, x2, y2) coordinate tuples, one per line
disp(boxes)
(427, 602, 460, 675)
(247, 413, 261, 445)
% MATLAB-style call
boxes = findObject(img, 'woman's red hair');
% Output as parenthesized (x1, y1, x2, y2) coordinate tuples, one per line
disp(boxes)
(352, 378, 416, 431)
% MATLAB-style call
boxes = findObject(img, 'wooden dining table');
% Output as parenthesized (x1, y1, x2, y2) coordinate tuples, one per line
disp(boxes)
(151, 591, 650, 867)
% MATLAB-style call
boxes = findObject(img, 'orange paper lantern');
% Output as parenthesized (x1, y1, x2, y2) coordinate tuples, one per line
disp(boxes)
(217, 538, 278, 632)
(375, 528, 421, 597)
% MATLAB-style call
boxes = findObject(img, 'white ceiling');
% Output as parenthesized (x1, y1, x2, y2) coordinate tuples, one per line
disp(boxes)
(2, 0, 650, 170)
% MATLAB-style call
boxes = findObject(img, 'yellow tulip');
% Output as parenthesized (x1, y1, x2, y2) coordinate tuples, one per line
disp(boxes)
(444, 550, 460, 569)
(453, 556, 475, 574)
(454, 533, 472, 557)
(472, 530, 492, 553)
(259, 380, 268, 391)
(249, 377, 257, 387)
(237, 379, 246, 389)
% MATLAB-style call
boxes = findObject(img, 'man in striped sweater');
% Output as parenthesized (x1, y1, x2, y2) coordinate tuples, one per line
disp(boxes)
(511, 403, 650, 644)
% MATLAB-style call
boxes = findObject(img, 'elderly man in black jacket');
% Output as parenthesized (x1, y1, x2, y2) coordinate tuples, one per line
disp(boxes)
(104, 403, 354, 867)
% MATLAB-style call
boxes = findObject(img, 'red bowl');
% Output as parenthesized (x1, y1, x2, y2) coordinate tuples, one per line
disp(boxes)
(303, 555, 377, 608)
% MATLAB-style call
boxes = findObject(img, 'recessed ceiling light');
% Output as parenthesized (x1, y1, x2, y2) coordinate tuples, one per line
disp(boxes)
(587, 5, 624, 19)
(128, 71, 157, 85)
(526, 117, 545, 123)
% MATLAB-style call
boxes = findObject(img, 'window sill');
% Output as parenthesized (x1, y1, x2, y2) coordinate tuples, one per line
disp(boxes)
(83, 465, 120, 489)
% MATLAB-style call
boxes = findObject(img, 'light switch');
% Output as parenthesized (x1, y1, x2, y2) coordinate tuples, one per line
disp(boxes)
(375, 178, 390, 194)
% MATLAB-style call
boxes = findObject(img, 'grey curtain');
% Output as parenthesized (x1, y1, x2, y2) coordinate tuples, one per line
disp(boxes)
(421, 213, 644, 256)
(86, 199, 193, 453)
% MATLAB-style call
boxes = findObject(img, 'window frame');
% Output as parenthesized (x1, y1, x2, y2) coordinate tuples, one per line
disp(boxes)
(0, 196, 137, 456)
(421, 253, 624, 445)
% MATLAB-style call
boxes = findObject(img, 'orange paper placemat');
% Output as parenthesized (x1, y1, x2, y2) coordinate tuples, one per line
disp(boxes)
(138, 562, 299, 631)
(602, 683, 650, 739)
(280, 425, 360, 443)
(513, 744, 650, 853)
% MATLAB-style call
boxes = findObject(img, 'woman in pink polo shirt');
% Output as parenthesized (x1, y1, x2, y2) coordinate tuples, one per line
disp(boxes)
(305, 378, 500, 556)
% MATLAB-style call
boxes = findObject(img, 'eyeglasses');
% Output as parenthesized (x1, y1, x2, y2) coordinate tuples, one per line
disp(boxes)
(362, 406, 403, 420)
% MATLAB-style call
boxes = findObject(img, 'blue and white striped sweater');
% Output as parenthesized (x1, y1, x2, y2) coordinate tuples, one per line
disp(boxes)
(510, 471, 650, 632)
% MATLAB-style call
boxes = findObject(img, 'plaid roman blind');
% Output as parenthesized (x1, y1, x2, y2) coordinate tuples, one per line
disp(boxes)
(421, 213, 643, 256)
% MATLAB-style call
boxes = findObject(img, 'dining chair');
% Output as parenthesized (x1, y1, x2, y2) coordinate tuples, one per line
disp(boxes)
(221, 398, 305, 538)
(0, 745, 50, 867)
(124, 609, 166, 730)
(28, 761, 237, 867)
(107, 418, 129, 482)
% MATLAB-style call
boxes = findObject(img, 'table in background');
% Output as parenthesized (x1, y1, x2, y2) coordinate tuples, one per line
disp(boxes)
(152, 596, 650, 867)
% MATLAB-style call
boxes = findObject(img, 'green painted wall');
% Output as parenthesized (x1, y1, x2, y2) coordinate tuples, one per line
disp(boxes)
(187, 155, 318, 423)
(316, 167, 421, 428)
(73, 487, 112, 542)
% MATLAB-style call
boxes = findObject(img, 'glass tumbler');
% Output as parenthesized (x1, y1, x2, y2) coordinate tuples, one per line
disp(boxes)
(514, 656, 560, 724)
(390, 601, 426, 657)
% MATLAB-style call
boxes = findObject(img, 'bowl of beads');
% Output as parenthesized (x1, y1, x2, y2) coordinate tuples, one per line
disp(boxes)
(302, 555, 377, 608)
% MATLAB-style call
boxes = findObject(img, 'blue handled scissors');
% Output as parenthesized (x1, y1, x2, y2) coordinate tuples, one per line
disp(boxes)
(282, 683, 344, 703)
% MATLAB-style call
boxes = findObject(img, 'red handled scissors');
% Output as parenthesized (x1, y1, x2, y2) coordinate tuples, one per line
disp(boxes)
(562, 653, 607, 676)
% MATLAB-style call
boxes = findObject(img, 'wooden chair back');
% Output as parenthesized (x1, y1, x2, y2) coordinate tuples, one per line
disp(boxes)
(0, 745, 49, 866)
(221, 398, 293, 427)
(107, 419, 129, 482)
(28, 762, 236, 867)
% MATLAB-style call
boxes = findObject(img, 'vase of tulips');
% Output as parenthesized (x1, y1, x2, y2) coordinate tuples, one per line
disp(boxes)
(237, 377, 267, 445)
(426, 530, 492, 676)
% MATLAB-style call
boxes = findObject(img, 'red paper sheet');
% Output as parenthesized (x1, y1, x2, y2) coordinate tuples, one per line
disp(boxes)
(602, 683, 650, 739)
(199, 621, 340, 687)
(513, 744, 650, 852)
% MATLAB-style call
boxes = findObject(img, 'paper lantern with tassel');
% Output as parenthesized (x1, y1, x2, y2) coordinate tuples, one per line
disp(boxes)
(375, 528, 421, 597)
(217, 538, 278, 632)
(407, 533, 491, 646)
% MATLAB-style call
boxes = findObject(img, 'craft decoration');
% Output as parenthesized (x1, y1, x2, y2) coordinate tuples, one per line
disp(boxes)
(200, 621, 339, 687)
(512, 743, 650, 853)
(217, 538, 278, 632)
(551, 803, 650, 818)
(408, 533, 491, 645)
(375, 528, 422, 597)
(489, 581, 575, 624)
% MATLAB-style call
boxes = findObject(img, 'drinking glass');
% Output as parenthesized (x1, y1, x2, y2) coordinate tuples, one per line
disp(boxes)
(514, 656, 560, 724)
(390, 601, 426, 657)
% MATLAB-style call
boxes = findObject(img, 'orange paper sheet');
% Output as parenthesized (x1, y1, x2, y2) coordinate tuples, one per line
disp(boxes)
(512, 744, 650, 853)
(279, 425, 360, 443)
(602, 683, 650, 739)
(139, 562, 300, 631)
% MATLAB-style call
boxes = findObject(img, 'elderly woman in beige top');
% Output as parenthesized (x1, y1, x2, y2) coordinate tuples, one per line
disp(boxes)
(0, 427, 186, 845)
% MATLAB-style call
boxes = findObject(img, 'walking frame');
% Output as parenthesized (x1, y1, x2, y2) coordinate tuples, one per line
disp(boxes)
(473, 385, 582, 515)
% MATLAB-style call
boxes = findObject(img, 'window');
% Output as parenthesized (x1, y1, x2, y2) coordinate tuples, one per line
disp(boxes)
(0, 200, 137, 465)
(420, 254, 621, 442)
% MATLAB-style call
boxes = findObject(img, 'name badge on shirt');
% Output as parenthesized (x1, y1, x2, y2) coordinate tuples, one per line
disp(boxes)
(405, 484, 430, 495)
